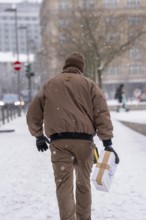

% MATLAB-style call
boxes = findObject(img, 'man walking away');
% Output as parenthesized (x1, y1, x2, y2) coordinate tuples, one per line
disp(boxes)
(26, 52, 119, 220)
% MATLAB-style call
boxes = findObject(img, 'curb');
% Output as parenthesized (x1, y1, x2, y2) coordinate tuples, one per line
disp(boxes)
(109, 104, 146, 111)
(0, 129, 15, 133)
(119, 121, 146, 136)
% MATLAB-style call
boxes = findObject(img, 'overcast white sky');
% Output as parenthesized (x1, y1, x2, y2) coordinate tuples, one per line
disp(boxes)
(0, 0, 42, 3)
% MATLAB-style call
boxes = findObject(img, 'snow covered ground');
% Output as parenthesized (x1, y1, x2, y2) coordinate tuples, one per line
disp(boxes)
(107, 99, 146, 106)
(0, 111, 146, 220)
(111, 110, 146, 124)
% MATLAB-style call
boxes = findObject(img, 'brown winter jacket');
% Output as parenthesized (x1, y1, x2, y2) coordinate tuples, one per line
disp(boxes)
(26, 67, 113, 144)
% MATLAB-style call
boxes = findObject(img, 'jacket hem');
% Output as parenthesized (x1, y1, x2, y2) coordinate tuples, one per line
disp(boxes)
(50, 132, 93, 142)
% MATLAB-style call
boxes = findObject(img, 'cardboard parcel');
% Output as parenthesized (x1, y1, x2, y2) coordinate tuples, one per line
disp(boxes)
(92, 150, 117, 192)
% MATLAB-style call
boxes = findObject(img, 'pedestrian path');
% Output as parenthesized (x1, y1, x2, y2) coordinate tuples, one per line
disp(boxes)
(111, 110, 146, 124)
(0, 114, 146, 220)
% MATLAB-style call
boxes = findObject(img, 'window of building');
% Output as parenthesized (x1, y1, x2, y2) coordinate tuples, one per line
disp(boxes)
(21, 40, 26, 45)
(4, 40, 9, 45)
(20, 47, 25, 52)
(128, 16, 142, 25)
(5, 35, 9, 39)
(6, 47, 10, 51)
(32, 17, 37, 21)
(127, 0, 140, 7)
(129, 65, 143, 75)
(4, 28, 9, 33)
(128, 32, 138, 40)
(83, 0, 95, 8)
(105, 17, 118, 30)
(59, 19, 68, 28)
(104, 0, 118, 8)
(106, 33, 119, 43)
(107, 66, 120, 76)
(129, 48, 141, 60)
(20, 35, 25, 40)
(2, 16, 7, 20)
(18, 17, 23, 21)
(105, 17, 117, 26)
(58, 1, 69, 10)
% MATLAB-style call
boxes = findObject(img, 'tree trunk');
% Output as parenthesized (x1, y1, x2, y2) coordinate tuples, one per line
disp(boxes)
(97, 69, 102, 89)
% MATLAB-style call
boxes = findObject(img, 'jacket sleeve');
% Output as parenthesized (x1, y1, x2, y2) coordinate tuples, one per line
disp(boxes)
(91, 83, 113, 146)
(26, 86, 45, 137)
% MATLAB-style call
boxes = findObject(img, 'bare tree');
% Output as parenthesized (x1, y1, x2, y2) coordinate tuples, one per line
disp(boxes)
(54, 1, 146, 88)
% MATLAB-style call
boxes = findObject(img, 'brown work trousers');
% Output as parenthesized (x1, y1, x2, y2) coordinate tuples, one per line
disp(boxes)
(50, 139, 94, 220)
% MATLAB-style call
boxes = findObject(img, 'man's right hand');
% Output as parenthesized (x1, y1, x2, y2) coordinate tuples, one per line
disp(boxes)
(36, 135, 50, 152)
(105, 146, 120, 164)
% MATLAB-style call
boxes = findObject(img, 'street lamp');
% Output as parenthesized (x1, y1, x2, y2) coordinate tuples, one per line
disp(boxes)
(18, 26, 29, 62)
(5, 8, 19, 60)
(5, 7, 21, 115)
(18, 26, 33, 103)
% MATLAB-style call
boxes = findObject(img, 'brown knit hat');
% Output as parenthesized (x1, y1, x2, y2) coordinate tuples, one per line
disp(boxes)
(63, 52, 85, 73)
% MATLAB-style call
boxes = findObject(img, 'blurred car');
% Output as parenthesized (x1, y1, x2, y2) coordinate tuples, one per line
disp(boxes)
(0, 93, 25, 108)
(140, 93, 146, 102)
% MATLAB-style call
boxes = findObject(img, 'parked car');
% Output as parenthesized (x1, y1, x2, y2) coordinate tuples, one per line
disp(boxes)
(140, 93, 146, 102)
(0, 93, 25, 108)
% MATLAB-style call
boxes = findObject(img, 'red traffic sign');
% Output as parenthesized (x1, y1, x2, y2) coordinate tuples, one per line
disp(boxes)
(13, 61, 22, 71)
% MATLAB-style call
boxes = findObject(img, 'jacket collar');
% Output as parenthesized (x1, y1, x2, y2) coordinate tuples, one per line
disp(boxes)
(62, 67, 82, 75)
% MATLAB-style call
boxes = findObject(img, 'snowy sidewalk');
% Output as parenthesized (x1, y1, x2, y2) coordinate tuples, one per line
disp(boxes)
(111, 110, 146, 124)
(0, 114, 146, 220)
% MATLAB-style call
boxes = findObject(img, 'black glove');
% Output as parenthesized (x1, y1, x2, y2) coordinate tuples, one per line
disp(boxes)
(36, 135, 50, 152)
(105, 146, 120, 164)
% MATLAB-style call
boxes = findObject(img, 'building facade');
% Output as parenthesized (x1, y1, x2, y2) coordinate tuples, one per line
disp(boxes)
(0, 1, 41, 54)
(40, 0, 146, 99)
(0, 1, 41, 98)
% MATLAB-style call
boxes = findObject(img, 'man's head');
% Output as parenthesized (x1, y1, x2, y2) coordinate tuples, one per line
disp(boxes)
(120, 84, 124, 88)
(63, 52, 85, 73)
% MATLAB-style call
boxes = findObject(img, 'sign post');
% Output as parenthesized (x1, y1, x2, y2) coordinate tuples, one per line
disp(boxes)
(13, 61, 22, 71)
(13, 60, 22, 116)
